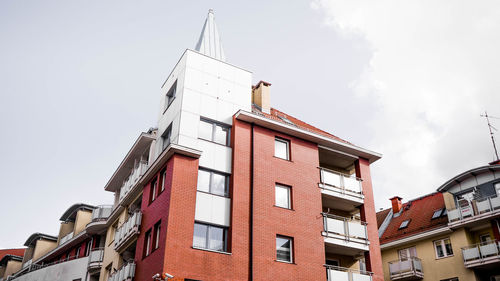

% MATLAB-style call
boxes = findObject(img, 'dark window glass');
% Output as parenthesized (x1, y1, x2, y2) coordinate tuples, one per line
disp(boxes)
(197, 169, 228, 197)
(198, 118, 230, 146)
(276, 236, 292, 262)
(192, 222, 227, 252)
(165, 81, 177, 109)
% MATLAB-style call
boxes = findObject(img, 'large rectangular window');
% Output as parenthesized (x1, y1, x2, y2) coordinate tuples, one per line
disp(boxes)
(276, 235, 293, 262)
(193, 222, 227, 252)
(274, 137, 290, 160)
(275, 184, 291, 209)
(434, 238, 453, 258)
(162, 123, 172, 151)
(164, 80, 177, 110)
(197, 169, 229, 197)
(398, 247, 417, 260)
(149, 178, 158, 203)
(144, 229, 152, 257)
(153, 221, 161, 250)
(160, 169, 167, 193)
(198, 118, 230, 146)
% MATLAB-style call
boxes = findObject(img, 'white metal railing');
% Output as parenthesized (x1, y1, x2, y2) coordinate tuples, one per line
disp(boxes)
(388, 257, 423, 279)
(447, 196, 500, 222)
(322, 213, 368, 243)
(88, 248, 104, 268)
(109, 262, 136, 281)
(320, 168, 363, 194)
(462, 240, 500, 263)
(114, 211, 142, 250)
(91, 205, 113, 222)
(326, 265, 372, 281)
(119, 160, 148, 203)
(59, 232, 74, 245)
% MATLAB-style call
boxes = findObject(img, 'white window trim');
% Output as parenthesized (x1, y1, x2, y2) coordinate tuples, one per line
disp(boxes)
(274, 137, 290, 160)
(275, 184, 291, 209)
(276, 235, 293, 263)
(434, 238, 453, 259)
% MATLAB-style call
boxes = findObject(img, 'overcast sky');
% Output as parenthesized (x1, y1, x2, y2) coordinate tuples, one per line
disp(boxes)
(1, 1, 499, 248)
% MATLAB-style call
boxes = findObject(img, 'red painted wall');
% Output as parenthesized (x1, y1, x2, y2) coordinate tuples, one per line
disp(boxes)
(134, 160, 173, 281)
(356, 158, 384, 281)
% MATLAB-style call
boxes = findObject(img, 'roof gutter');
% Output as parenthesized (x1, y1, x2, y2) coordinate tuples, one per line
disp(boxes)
(234, 110, 382, 163)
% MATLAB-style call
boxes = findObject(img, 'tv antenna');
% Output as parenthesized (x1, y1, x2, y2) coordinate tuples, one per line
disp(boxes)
(480, 111, 500, 161)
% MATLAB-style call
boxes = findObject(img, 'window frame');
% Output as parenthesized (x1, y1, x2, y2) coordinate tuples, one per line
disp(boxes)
(399, 219, 410, 229)
(149, 177, 158, 204)
(160, 169, 167, 193)
(198, 118, 231, 146)
(75, 246, 81, 258)
(153, 221, 161, 251)
(434, 238, 454, 259)
(162, 123, 173, 151)
(398, 246, 417, 260)
(197, 168, 230, 197)
(144, 229, 152, 258)
(164, 80, 177, 111)
(276, 235, 293, 263)
(274, 137, 290, 160)
(275, 184, 292, 209)
(192, 222, 228, 253)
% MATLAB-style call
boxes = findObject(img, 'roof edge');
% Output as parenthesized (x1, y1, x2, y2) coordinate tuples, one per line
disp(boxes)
(59, 203, 96, 221)
(24, 233, 57, 247)
(437, 164, 500, 192)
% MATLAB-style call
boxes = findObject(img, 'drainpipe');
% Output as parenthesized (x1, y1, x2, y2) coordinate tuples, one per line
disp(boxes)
(249, 123, 254, 281)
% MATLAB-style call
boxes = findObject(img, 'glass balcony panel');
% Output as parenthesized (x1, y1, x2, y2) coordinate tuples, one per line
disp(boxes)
(326, 217, 346, 235)
(352, 272, 372, 281)
(463, 247, 480, 261)
(480, 242, 498, 257)
(328, 269, 349, 281)
(477, 199, 491, 213)
(348, 221, 367, 239)
(491, 196, 500, 209)
(413, 258, 423, 272)
(344, 176, 362, 193)
(322, 170, 341, 187)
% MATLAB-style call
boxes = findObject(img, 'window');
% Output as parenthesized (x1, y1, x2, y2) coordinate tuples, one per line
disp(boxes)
(198, 118, 230, 146)
(399, 219, 410, 229)
(150, 178, 158, 203)
(275, 184, 291, 209)
(162, 123, 172, 151)
(197, 169, 229, 197)
(144, 229, 152, 257)
(398, 247, 417, 260)
(274, 137, 290, 160)
(75, 246, 81, 258)
(160, 169, 167, 192)
(434, 238, 453, 258)
(85, 238, 92, 256)
(165, 80, 177, 110)
(276, 235, 293, 262)
(153, 221, 161, 250)
(432, 209, 444, 219)
(359, 258, 366, 272)
(479, 234, 492, 244)
(192, 222, 227, 252)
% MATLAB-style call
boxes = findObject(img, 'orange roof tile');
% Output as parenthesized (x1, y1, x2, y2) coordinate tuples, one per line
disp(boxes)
(0, 248, 25, 261)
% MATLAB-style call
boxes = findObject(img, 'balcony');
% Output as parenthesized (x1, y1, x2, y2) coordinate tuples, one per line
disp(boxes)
(388, 257, 423, 280)
(87, 248, 104, 274)
(109, 262, 136, 281)
(326, 265, 372, 281)
(119, 160, 148, 204)
(87, 205, 113, 233)
(22, 259, 32, 269)
(322, 213, 369, 255)
(114, 211, 142, 252)
(319, 168, 364, 211)
(59, 232, 74, 245)
(462, 240, 500, 268)
(447, 196, 500, 227)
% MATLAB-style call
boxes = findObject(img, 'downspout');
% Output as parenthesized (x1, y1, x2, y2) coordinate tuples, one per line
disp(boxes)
(249, 123, 254, 281)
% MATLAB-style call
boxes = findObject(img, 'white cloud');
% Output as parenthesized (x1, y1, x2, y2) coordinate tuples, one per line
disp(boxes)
(312, 0, 500, 208)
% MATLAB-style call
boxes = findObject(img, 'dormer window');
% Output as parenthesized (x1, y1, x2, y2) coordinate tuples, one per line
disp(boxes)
(432, 208, 445, 219)
(399, 219, 410, 229)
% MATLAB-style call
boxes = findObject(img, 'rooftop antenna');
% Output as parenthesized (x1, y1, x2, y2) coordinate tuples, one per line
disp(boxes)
(480, 111, 500, 161)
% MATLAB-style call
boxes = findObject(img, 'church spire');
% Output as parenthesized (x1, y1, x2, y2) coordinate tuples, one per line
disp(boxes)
(195, 9, 226, 61)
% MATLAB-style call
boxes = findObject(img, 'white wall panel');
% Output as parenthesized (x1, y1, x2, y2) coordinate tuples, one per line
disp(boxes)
(14, 257, 89, 281)
(197, 140, 232, 173)
(195, 191, 231, 226)
(179, 111, 200, 140)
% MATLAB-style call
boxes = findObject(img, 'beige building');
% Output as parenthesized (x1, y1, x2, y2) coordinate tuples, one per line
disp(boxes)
(377, 162, 500, 281)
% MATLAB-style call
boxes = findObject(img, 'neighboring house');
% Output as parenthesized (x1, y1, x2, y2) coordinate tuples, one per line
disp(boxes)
(377, 161, 500, 281)
(4, 10, 385, 281)
(9, 203, 110, 281)
(0, 249, 25, 281)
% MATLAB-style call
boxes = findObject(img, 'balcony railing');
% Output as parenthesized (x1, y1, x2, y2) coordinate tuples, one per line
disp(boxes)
(119, 160, 148, 203)
(322, 213, 368, 244)
(447, 196, 500, 223)
(320, 168, 363, 196)
(114, 211, 142, 251)
(462, 240, 500, 267)
(326, 265, 372, 281)
(109, 262, 136, 281)
(388, 257, 423, 280)
(59, 232, 74, 245)
(91, 205, 113, 222)
(88, 248, 104, 270)
(22, 259, 32, 269)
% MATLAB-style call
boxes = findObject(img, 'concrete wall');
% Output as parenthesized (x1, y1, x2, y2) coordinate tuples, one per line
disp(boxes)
(381, 228, 478, 281)
(74, 210, 92, 235)
(14, 256, 89, 281)
(33, 240, 57, 262)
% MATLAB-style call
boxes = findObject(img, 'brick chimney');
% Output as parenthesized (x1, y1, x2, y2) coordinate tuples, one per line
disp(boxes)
(390, 196, 403, 213)
(252, 81, 271, 114)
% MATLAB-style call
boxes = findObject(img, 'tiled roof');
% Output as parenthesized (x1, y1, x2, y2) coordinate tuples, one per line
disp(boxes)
(0, 248, 25, 261)
(376, 192, 448, 244)
(376, 208, 391, 229)
(251, 105, 351, 145)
